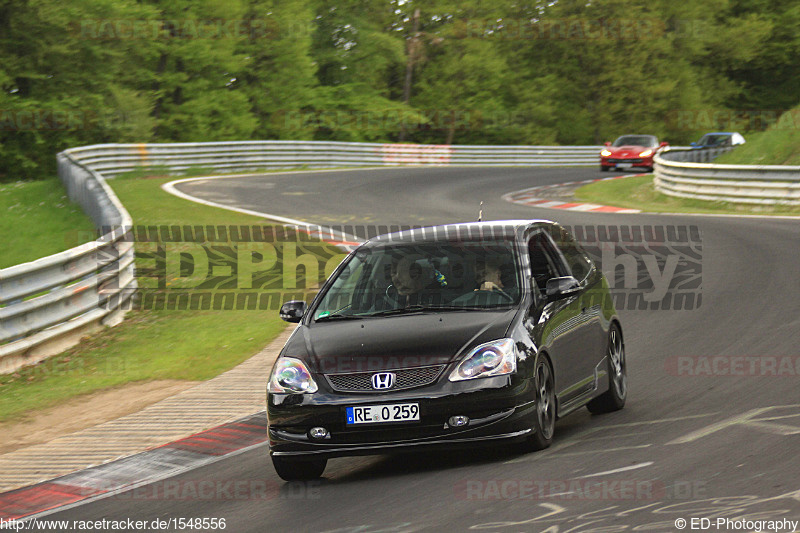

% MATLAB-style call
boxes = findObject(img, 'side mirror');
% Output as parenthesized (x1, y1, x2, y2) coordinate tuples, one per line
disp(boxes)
(545, 276, 581, 302)
(690, 142, 697, 147)
(659, 141, 668, 148)
(280, 300, 307, 323)
(604, 141, 611, 147)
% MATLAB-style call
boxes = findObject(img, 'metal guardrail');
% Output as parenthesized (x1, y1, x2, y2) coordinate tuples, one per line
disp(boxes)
(654, 148, 800, 205)
(65, 141, 603, 177)
(0, 140, 601, 373)
(0, 153, 137, 373)
(658, 146, 734, 163)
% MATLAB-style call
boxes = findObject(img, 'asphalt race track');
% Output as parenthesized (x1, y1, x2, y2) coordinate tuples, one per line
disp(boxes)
(46, 167, 800, 532)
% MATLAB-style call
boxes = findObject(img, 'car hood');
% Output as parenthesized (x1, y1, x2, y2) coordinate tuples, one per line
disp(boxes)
(286, 310, 518, 373)
(608, 145, 649, 154)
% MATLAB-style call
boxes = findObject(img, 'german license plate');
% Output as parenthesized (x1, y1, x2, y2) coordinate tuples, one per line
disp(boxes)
(346, 403, 420, 425)
(616, 162, 632, 168)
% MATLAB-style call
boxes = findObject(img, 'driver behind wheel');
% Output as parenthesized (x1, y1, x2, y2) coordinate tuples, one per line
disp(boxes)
(475, 260, 504, 292)
(390, 255, 426, 296)
(387, 255, 447, 307)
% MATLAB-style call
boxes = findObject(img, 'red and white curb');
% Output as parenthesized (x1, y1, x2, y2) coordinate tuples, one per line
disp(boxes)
(502, 174, 643, 213)
(0, 412, 269, 521)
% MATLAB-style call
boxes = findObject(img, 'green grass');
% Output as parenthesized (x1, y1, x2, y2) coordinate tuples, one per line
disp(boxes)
(575, 174, 800, 216)
(0, 310, 286, 423)
(0, 181, 96, 269)
(0, 171, 343, 423)
(714, 106, 800, 166)
(714, 129, 800, 166)
(110, 174, 260, 226)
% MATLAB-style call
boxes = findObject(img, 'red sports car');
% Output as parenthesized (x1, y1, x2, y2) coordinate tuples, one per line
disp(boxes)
(600, 134, 668, 172)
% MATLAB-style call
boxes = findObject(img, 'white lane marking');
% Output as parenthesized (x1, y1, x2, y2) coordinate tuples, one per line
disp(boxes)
(164, 176, 326, 227)
(575, 461, 654, 479)
(162, 166, 406, 228)
(584, 432, 650, 440)
(558, 445, 652, 457)
(667, 404, 800, 445)
(751, 413, 800, 422)
(745, 421, 800, 435)
(568, 203, 605, 211)
(507, 196, 643, 213)
(529, 200, 569, 208)
(594, 413, 718, 428)
(504, 413, 717, 464)
(162, 173, 366, 247)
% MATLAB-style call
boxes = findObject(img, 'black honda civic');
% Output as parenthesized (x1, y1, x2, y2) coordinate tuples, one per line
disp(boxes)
(267, 220, 627, 480)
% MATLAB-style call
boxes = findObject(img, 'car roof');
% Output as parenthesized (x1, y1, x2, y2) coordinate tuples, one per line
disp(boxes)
(366, 220, 554, 245)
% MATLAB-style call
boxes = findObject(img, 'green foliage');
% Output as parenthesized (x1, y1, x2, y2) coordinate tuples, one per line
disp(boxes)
(0, 0, 796, 182)
(721, 0, 800, 110)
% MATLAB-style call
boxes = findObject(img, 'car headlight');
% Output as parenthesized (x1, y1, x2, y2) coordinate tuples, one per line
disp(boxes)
(639, 149, 653, 157)
(268, 357, 319, 393)
(600, 149, 612, 157)
(449, 338, 517, 382)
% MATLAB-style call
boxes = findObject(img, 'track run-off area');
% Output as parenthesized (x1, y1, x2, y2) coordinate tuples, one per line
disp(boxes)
(39, 166, 800, 531)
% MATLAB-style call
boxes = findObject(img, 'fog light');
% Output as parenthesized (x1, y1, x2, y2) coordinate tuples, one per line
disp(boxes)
(448, 415, 469, 427)
(309, 427, 329, 439)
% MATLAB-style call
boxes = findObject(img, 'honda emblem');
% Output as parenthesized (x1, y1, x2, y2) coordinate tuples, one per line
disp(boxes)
(371, 372, 396, 390)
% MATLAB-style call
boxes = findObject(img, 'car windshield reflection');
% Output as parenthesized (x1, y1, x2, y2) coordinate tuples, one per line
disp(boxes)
(612, 135, 657, 147)
(313, 241, 521, 320)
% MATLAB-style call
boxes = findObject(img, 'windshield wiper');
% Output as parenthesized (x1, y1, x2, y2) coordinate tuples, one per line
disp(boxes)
(366, 305, 491, 317)
(315, 313, 367, 321)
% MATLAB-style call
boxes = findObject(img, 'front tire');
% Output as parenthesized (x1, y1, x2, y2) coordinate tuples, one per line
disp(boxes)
(518, 357, 556, 452)
(272, 456, 327, 481)
(587, 323, 627, 414)
(600, 165, 609, 172)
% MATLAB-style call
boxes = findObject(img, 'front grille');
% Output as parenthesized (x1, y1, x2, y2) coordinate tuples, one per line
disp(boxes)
(607, 158, 644, 164)
(325, 365, 445, 393)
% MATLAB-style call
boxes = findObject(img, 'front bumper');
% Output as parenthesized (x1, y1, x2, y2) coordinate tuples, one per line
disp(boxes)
(267, 374, 536, 458)
(601, 155, 654, 169)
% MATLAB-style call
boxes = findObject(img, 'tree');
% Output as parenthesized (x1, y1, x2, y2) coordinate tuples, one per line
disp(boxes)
(0, 0, 159, 179)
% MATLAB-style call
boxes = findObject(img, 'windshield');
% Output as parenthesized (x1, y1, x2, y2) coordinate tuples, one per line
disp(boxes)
(312, 240, 521, 320)
(697, 134, 729, 146)
(612, 135, 657, 147)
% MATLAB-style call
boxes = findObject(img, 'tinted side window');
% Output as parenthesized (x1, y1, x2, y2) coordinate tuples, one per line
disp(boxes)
(553, 226, 594, 283)
(528, 232, 565, 293)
